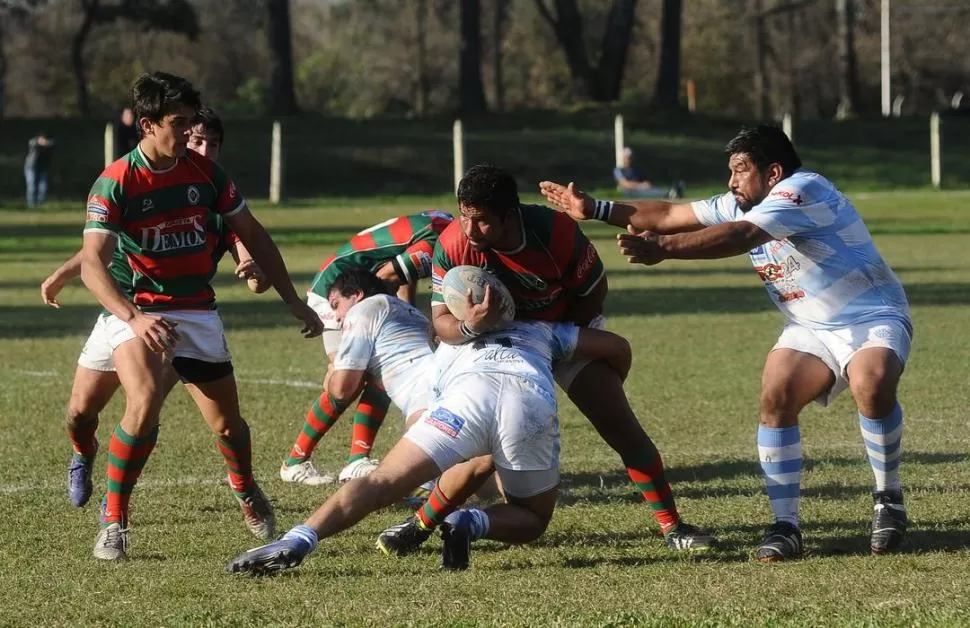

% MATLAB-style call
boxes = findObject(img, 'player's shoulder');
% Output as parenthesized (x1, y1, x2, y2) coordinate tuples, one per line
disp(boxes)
(764, 169, 839, 209)
(100, 154, 136, 184)
(350, 294, 393, 319)
(435, 219, 471, 256)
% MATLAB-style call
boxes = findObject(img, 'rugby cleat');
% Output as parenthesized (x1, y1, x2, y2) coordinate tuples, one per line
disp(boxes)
(67, 443, 98, 507)
(755, 521, 803, 562)
(663, 522, 716, 552)
(279, 459, 334, 485)
(93, 522, 129, 561)
(338, 457, 379, 483)
(870, 490, 907, 554)
(226, 535, 310, 576)
(376, 516, 433, 556)
(439, 521, 471, 571)
(235, 482, 276, 540)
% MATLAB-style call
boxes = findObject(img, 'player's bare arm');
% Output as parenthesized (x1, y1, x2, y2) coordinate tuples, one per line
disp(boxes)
(80, 231, 178, 354)
(327, 368, 366, 405)
(618, 221, 773, 266)
(224, 206, 323, 337)
(539, 180, 702, 234)
(432, 284, 504, 345)
(41, 250, 83, 307)
(562, 275, 607, 327)
(573, 328, 633, 381)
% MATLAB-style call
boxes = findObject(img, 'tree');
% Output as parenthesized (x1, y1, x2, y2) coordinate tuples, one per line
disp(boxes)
(71, 0, 198, 116)
(534, 0, 637, 102)
(492, 0, 510, 110)
(459, 0, 487, 113)
(267, 0, 298, 115)
(835, 0, 860, 118)
(652, 0, 683, 109)
(0, 0, 45, 118)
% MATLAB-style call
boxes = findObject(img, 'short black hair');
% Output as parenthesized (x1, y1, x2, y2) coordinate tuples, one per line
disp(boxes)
(456, 164, 519, 218)
(328, 268, 391, 300)
(131, 72, 201, 124)
(191, 107, 225, 145)
(725, 125, 802, 176)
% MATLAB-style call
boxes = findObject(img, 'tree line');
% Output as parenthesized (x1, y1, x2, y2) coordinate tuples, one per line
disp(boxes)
(1, 0, 967, 120)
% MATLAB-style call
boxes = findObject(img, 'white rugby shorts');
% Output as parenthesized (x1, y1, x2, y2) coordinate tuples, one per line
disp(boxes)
(404, 373, 560, 498)
(103, 309, 232, 363)
(772, 317, 912, 406)
(553, 314, 606, 391)
(77, 315, 115, 372)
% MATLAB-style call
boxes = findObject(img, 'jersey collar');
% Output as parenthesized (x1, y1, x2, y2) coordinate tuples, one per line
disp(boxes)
(136, 145, 179, 174)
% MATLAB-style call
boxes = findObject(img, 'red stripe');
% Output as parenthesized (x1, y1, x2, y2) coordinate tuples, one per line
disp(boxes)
(348, 232, 377, 252)
(388, 216, 415, 245)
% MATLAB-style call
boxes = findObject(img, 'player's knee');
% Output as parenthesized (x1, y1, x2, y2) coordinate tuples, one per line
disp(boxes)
(66, 406, 98, 428)
(210, 416, 248, 440)
(850, 379, 897, 418)
(759, 387, 799, 427)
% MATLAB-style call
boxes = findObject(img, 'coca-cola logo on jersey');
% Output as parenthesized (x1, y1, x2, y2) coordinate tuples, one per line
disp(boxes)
(140, 214, 206, 252)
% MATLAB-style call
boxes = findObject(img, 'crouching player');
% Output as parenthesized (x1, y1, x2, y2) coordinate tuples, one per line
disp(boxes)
(226, 300, 634, 575)
(280, 211, 453, 485)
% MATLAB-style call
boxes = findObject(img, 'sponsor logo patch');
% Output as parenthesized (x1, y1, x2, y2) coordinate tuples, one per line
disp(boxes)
(575, 243, 599, 280)
(426, 407, 465, 438)
(86, 201, 109, 222)
(769, 189, 804, 205)
(187, 185, 201, 205)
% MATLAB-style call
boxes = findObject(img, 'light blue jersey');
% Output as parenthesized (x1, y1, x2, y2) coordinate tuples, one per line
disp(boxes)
(332, 294, 433, 416)
(431, 321, 579, 405)
(691, 169, 911, 331)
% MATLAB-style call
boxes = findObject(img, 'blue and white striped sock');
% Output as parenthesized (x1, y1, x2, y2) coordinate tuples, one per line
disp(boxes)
(859, 403, 903, 493)
(757, 425, 802, 527)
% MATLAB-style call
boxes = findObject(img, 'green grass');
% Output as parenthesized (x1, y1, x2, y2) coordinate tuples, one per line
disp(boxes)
(1, 192, 970, 626)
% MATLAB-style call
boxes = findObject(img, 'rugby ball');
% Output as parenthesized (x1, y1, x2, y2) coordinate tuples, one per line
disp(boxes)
(441, 265, 516, 324)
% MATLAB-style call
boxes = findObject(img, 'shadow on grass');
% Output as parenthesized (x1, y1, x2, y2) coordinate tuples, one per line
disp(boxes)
(6, 282, 968, 339)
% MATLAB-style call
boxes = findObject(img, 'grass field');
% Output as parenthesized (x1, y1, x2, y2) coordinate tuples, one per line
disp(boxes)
(1, 191, 970, 626)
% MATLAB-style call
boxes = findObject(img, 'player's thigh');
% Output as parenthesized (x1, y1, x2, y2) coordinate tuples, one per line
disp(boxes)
(178, 364, 241, 432)
(404, 383, 498, 472)
(112, 338, 168, 416)
(368, 438, 443, 494)
(68, 365, 120, 417)
(501, 480, 559, 527)
(845, 347, 904, 416)
(761, 348, 835, 420)
(563, 359, 644, 450)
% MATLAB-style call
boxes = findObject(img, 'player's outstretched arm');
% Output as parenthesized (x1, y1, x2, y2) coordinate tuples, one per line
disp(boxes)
(572, 328, 632, 382)
(617, 221, 773, 265)
(225, 207, 323, 337)
(539, 180, 703, 235)
(41, 250, 83, 308)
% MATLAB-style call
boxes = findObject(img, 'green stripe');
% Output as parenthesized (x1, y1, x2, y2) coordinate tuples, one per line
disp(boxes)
(128, 182, 219, 222)
(112, 426, 138, 446)
(106, 479, 137, 494)
(302, 424, 324, 441)
(89, 175, 123, 200)
(350, 414, 384, 431)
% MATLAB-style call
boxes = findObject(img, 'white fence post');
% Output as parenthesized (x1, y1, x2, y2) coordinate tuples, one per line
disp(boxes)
(452, 119, 464, 193)
(269, 121, 283, 204)
(930, 112, 941, 190)
(782, 112, 794, 144)
(613, 114, 625, 167)
(104, 123, 114, 167)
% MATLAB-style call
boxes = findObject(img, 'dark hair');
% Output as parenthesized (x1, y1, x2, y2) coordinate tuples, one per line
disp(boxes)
(131, 72, 201, 124)
(328, 268, 391, 300)
(724, 125, 802, 176)
(456, 164, 519, 218)
(191, 107, 225, 145)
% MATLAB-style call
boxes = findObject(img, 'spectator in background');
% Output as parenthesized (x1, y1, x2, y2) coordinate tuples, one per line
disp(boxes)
(613, 147, 684, 200)
(112, 107, 139, 159)
(24, 132, 55, 208)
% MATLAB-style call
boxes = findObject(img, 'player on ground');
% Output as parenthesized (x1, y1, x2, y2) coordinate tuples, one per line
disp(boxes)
(226, 311, 633, 574)
(380, 165, 712, 553)
(41, 107, 269, 508)
(280, 211, 453, 485)
(539, 125, 912, 561)
(80, 72, 322, 561)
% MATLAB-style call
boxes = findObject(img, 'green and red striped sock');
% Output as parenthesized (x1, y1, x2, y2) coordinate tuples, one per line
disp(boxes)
(346, 385, 390, 464)
(68, 414, 99, 460)
(285, 392, 348, 467)
(623, 443, 680, 533)
(218, 421, 255, 499)
(416, 482, 456, 531)
(103, 424, 158, 527)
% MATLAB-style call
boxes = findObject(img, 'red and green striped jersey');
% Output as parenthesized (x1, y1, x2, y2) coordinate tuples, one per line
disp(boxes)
(308, 211, 454, 299)
(431, 204, 605, 321)
(83, 146, 245, 311)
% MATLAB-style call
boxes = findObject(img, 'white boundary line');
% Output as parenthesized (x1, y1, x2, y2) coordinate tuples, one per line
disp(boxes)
(1, 475, 227, 495)
(8, 368, 320, 389)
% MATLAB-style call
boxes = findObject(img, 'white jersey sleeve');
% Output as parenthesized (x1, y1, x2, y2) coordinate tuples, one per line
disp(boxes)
(331, 297, 388, 372)
(690, 193, 737, 226)
(740, 175, 838, 240)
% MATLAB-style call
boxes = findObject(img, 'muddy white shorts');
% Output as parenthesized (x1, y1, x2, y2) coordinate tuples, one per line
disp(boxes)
(553, 314, 606, 391)
(102, 309, 232, 363)
(77, 315, 115, 372)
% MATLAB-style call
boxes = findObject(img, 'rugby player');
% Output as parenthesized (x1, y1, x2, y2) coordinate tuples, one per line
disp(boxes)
(79, 72, 322, 560)
(540, 125, 912, 560)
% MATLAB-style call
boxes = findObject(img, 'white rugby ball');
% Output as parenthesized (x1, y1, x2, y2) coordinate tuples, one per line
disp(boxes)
(441, 265, 516, 324)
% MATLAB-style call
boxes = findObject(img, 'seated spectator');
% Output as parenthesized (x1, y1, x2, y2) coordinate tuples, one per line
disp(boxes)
(613, 147, 684, 199)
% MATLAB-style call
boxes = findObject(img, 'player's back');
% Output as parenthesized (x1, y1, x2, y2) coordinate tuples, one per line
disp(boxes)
(432, 320, 578, 400)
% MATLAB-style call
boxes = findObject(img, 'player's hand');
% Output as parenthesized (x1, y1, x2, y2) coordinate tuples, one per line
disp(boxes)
(40, 273, 67, 308)
(617, 225, 667, 266)
(464, 284, 504, 334)
(289, 300, 324, 338)
(129, 312, 180, 354)
(235, 258, 269, 294)
(539, 181, 594, 221)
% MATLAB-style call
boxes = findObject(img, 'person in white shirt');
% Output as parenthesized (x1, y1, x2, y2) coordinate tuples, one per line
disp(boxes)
(540, 124, 912, 562)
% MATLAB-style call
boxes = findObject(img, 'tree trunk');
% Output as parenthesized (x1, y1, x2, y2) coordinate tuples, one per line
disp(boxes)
(534, 0, 593, 101)
(835, 0, 860, 118)
(785, 1, 799, 117)
(652, 0, 682, 108)
(458, 0, 487, 113)
(0, 18, 6, 119)
(71, 6, 96, 117)
(752, 0, 770, 119)
(596, 0, 637, 102)
(266, 0, 298, 115)
(492, 0, 510, 111)
(415, 0, 430, 114)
